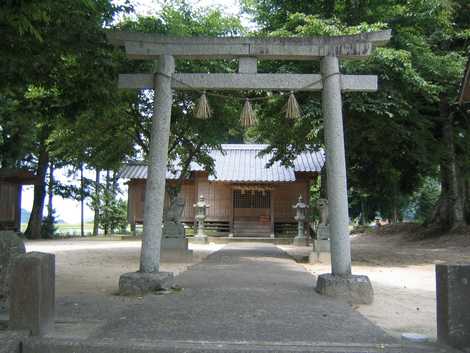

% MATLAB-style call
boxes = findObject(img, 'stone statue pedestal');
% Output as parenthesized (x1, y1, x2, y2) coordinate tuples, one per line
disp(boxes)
(309, 251, 331, 263)
(162, 236, 190, 251)
(316, 224, 330, 240)
(309, 224, 331, 264)
(161, 222, 193, 261)
(191, 235, 209, 244)
(293, 236, 308, 247)
(313, 239, 330, 252)
(162, 222, 185, 240)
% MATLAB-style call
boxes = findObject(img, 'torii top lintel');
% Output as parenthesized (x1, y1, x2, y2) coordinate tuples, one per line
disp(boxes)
(107, 30, 391, 60)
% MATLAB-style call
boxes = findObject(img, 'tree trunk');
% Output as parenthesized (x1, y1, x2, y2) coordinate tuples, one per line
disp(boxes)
(360, 197, 367, 225)
(104, 170, 110, 235)
(93, 168, 100, 236)
(319, 163, 328, 198)
(344, 0, 367, 24)
(25, 146, 49, 239)
(429, 94, 465, 229)
(324, 0, 336, 18)
(392, 184, 399, 224)
(80, 163, 85, 237)
(47, 162, 54, 216)
(111, 171, 118, 235)
(111, 170, 118, 195)
(465, 178, 470, 224)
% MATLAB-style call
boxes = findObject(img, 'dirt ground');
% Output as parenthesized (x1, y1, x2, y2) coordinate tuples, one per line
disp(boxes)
(25, 226, 470, 341)
(352, 226, 470, 339)
(283, 224, 470, 340)
(25, 239, 223, 297)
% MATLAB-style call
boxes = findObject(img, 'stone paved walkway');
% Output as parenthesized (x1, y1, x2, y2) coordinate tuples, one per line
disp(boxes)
(21, 243, 456, 352)
(90, 243, 392, 344)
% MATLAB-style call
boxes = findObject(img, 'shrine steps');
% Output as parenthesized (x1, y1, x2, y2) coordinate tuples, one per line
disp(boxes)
(189, 236, 296, 245)
(22, 337, 450, 353)
(233, 220, 272, 238)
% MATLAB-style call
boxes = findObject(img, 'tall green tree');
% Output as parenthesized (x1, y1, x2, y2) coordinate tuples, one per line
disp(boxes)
(1, 0, 133, 238)
(242, 0, 469, 228)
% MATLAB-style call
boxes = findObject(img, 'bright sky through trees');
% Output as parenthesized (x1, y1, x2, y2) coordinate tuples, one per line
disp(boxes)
(113, 0, 254, 27)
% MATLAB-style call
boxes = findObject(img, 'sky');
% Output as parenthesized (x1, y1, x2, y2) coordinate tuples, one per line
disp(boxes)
(22, 168, 98, 224)
(21, 0, 250, 225)
(125, 0, 242, 16)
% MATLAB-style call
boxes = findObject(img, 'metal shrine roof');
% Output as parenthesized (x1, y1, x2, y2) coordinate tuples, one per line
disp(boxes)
(119, 144, 324, 183)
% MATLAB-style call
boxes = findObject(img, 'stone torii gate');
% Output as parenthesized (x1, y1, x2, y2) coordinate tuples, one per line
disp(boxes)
(109, 30, 391, 302)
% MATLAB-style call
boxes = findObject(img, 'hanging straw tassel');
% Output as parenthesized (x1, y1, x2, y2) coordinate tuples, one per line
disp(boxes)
(194, 91, 212, 120)
(283, 91, 302, 120)
(240, 98, 256, 127)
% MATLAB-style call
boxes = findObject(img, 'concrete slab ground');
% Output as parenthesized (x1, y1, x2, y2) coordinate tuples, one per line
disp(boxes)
(10, 243, 459, 353)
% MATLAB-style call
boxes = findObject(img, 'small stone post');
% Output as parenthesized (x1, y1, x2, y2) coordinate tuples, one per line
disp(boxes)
(140, 55, 175, 273)
(436, 264, 470, 350)
(193, 195, 209, 244)
(0, 231, 26, 311)
(292, 195, 308, 246)
(9, 252, 55, 336)
(315, 55, 373, 304)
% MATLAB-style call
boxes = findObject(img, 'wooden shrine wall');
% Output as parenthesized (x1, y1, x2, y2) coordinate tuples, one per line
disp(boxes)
(128, 175, 312, 225)
(0, 181, 20, 231)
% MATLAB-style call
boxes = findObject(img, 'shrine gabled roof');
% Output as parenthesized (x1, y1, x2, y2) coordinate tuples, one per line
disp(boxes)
(119, 144, 324, 183)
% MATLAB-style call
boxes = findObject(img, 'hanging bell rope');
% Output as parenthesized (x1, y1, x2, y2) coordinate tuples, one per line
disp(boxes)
(240, 98, 256, 127)
(194, 91, 212, 120)
(283, 91, 302, 120)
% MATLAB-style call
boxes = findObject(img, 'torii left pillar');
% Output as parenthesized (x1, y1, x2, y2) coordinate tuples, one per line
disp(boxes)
(118, 55, 175, 296)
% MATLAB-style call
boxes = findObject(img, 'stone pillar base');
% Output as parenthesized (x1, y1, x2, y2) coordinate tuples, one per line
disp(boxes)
(119, 272, 174, 296)
(293, 237, 308, 246)
(315, 273, 373, 304)
(191, 236, 208, 244)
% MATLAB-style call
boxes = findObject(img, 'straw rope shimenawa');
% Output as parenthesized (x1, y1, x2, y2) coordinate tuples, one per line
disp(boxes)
(240, 98, 256, 127)
(194, 91, 212, 120)
(283, 91, 302, 120)
(155, 71, 340, 125)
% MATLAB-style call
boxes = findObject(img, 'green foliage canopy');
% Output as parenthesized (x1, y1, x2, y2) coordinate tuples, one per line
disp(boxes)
(242, 0, 469, 221)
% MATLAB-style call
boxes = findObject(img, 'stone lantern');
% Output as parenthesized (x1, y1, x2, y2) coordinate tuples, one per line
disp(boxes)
(292, 195, 309, 246)
(193, 195, 209, 243)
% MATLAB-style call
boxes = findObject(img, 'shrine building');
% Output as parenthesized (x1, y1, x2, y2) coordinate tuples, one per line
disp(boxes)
(120, 144, 324, 238)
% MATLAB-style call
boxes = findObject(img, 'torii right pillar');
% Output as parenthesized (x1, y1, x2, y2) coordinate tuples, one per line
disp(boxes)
(315, 55, 374, 305)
